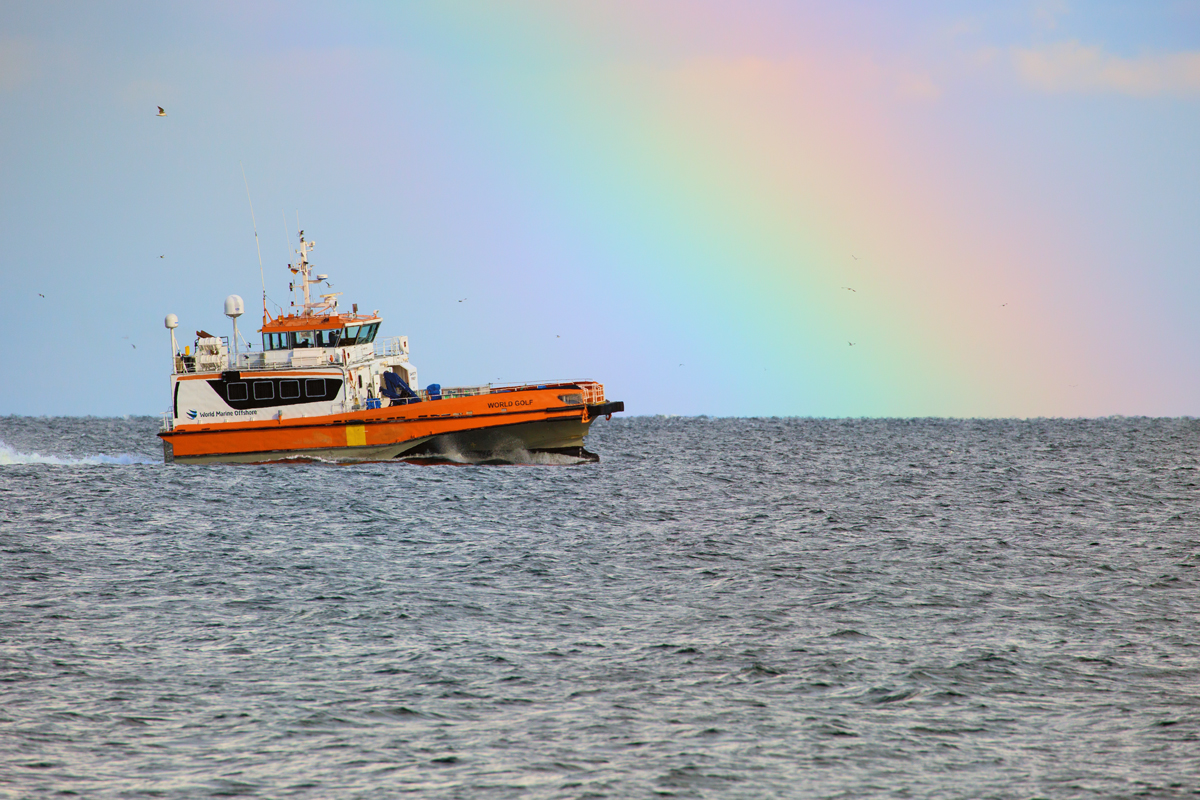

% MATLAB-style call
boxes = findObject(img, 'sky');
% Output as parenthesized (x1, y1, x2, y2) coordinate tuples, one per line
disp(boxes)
(1, 1, 1198, 417)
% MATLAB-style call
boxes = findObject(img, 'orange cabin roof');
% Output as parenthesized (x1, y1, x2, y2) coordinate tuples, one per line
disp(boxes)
(260, 312, 381, 333)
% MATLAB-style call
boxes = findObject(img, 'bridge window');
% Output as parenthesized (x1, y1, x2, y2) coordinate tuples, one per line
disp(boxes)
(292, 331, 316, 348)
(263, 333, 288, 350)
(316, 329, 341, 347)
(253, 381, 274, 400)
(343, 323, 379, 345)
(227, 382, 248, 402)
(280, 380, 301, 400)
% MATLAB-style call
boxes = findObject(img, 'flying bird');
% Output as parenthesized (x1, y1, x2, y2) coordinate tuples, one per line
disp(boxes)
(156, 106, 166, 116)
(842, 287, 856, 292)
(458, 297, 466, 302)
(131, 344, 137, 349)
(848, 342, 856, 346)
(38, 293, 44, 298)
(851, 255, 858, 260)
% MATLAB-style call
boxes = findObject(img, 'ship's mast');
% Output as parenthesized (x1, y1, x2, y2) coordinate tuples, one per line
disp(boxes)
(287, 229, 339, 316)
(298, 231, 314, 312)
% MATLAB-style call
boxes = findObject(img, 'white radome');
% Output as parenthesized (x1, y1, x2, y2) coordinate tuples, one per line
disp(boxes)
(224, 295, 245, 318)
(165, 313, 179, 329)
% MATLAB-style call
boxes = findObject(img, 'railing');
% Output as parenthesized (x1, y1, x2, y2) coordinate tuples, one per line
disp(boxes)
(577, 381, 605, 405)
(482, 380, 603, 403)
(171, 348, 355, 374)
(375, 336, 409, 358)
(433, 385, 490, 400)
(379, 381, 598, 406)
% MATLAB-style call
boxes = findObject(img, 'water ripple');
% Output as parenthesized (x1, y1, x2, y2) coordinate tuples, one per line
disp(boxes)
(1, 415, 1198, 798)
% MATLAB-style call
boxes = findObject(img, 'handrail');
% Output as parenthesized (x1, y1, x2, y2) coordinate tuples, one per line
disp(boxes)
(374, 336, 409, 357)
(170, 348, 359, 375)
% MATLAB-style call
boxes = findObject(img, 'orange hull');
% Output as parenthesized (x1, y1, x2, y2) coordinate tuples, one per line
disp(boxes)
(159, 384, 622, 464)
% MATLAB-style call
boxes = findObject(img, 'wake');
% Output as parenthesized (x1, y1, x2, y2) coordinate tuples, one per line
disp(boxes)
(403, 442, 592, 466)
(0, 440, 157, 466)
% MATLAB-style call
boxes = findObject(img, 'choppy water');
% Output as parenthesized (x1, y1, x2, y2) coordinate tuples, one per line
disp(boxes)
(2, 415, 1199, 799)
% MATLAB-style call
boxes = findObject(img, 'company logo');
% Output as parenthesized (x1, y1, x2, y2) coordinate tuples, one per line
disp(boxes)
(185, 408, 258, 420)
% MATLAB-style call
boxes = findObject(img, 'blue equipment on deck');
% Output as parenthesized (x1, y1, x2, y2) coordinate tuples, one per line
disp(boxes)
(381, 371, 420, 404)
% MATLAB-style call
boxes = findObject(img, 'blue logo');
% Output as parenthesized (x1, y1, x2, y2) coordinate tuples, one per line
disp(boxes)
(187, 409, 198, 420)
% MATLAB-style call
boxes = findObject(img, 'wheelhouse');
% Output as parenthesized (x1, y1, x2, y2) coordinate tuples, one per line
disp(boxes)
(261, 319, 381, 350)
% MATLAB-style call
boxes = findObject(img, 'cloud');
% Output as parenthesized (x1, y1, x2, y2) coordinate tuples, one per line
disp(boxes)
(1032, 0, 1069, 33)
(1013, 40, 1200, 96)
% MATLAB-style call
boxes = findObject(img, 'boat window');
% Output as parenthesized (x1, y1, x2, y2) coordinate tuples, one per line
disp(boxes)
(253, 381, 274, 400)
(280, 380, 301, 400)
(292, 331, 316, 348)
(317, 329, 341, 347)
(263, 333, 285, 350)
(346, 322, 378, 345)
(227, 382, 249, 402)
(305, 378, 325, 398)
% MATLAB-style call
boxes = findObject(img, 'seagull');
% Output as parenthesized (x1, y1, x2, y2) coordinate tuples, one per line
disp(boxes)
(157, 106, 166, 117)
(842, 287, 856, 292)
(848, 342, 856, 346)
(1001, 303, 1008, 307)
(556, 335, 560, 338)
(38, 293, 44, 298)
(851, 255, 858, 260)
(458, 297, 466, 303)
(131, 344, 136, 349)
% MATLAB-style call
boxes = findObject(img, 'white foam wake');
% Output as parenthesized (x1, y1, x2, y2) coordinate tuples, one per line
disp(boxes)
(0, 441, 157, 466)
(405, 442, 589, 466)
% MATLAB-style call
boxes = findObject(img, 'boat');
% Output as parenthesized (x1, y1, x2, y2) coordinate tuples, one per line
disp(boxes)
(157, 230, 623, 464)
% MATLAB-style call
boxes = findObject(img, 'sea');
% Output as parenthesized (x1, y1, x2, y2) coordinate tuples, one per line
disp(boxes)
(1, 415, 1198, 799)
